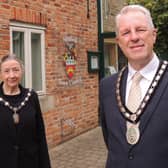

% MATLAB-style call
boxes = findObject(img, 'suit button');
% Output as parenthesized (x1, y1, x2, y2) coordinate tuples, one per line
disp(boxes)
(13, 145, 19, 150)
(128, 153, 134, 160)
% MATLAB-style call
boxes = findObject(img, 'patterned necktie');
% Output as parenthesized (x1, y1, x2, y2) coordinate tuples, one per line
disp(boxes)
(127, 72, 143, 113)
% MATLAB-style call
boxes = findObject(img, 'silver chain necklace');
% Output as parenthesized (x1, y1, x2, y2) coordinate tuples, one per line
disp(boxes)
(0, 88, 32, 124)
(116, 61, 168, 145)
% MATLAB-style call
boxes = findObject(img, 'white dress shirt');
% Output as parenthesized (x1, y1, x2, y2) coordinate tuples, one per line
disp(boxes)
(125, 54, 160, 104)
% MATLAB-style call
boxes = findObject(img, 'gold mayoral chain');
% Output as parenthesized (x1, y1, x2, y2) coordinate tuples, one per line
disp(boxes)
(0, 89, 32, 124)
(116, 61, 168, 145)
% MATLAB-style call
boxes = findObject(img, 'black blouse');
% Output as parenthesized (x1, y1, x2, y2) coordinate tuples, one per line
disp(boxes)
(0, 82, 51, 168)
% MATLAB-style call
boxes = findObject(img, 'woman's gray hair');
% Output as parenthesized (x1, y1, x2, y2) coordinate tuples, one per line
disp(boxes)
(0, 54, 24, 71)
(115, 4, 154, 35)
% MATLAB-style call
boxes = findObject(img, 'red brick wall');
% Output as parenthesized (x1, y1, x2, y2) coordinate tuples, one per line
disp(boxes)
(0, 0, 99, 148)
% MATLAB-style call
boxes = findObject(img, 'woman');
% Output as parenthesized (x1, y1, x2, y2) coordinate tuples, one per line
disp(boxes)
(0, 54, 51, 168)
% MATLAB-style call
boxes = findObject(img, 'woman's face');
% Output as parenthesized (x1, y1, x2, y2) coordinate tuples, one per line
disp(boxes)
(0, 59, 23, 89)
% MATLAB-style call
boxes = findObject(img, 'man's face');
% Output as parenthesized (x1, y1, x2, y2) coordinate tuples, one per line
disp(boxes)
(116, 11, 157, 68)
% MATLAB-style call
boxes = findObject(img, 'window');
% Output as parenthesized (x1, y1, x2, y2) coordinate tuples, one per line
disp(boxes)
(10, 22, 46, 94)
(104, 38, 118, 77)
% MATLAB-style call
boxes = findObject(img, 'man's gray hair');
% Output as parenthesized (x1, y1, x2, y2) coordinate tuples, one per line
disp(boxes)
(115, 4, 154, 35)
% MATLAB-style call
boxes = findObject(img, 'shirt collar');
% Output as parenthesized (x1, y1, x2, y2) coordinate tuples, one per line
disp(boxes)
(127, 53, 160, 82)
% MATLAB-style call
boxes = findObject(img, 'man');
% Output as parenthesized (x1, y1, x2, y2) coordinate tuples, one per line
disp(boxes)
(100, 4, 168, 168)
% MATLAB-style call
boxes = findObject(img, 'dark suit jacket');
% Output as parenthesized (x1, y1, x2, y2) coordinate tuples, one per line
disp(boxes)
(99, 67, 168, 168)
(0, 83, 51, 168)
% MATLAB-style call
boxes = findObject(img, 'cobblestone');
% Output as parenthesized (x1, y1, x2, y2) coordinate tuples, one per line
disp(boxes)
(49, 126, 107, 168)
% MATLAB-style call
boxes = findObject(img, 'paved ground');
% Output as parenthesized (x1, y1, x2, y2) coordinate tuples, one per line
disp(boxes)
(49, 126, 107, 168)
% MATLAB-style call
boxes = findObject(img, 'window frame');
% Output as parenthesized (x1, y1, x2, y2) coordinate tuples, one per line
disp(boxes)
(10, 22, 46, 94)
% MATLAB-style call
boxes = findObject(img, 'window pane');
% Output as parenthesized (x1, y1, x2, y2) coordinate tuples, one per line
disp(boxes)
(31, 33, 42, 91)
(12, 31, 25, 86)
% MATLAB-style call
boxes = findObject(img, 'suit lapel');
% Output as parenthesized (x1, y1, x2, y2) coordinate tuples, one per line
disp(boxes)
(139, 69, 168, 134)
(118, 68, 128, 136)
